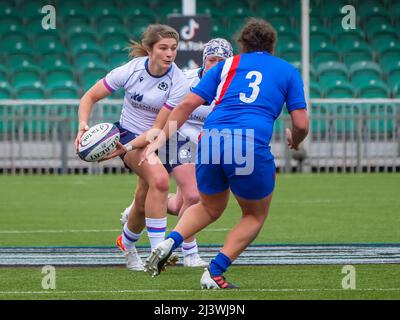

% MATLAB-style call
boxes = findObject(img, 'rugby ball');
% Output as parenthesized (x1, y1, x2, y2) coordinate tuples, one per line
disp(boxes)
(78, 123, 120, 162)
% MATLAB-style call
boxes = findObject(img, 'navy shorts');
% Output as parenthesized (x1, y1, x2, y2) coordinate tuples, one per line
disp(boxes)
(114, 122, 196, 173)
(158, 133, 197, 173)
(195, 132, 276, 200)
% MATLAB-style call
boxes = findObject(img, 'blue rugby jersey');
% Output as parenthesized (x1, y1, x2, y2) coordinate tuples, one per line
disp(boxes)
(191, 51, 307, 149)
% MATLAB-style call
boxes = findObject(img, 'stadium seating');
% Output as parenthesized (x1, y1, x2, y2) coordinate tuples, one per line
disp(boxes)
(0, 0, 397, 104)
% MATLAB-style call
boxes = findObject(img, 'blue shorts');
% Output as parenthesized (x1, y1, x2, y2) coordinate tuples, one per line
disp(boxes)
(196, 132, 276, 200)
(114, 122, 139, 166)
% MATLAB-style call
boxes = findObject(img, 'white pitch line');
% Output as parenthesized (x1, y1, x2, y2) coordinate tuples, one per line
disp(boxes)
(0, 228, 230, 234)
(0, 288, 399, 295)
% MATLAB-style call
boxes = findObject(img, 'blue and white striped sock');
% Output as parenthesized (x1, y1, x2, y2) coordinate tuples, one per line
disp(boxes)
(182, 239, 198, 256)
(145, 217, 167, 251)
(122, 223, 143, 250)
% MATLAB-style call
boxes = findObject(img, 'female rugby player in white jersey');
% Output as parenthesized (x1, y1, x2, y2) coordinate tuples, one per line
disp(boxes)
(74, 24, 189, 271)
(119, 38, 234, 267)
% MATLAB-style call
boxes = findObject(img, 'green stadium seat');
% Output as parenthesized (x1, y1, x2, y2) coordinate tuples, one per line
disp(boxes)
(70, 42, 103, 58)
(343, 42, 373, 67)
(48, 82, 80, 99)
(311, 42, 340, 65)
(381, 59, 400, 81)
(33, 37, 66, 55)
(74, 53, 106, 68)
(0, 81, 12, 99)
(15, 85, 46, 99)
(393, 81, 400, 98)
(121, 0, 159, 9)
(278, 30, 299, 44)
(325, 81, 355, 98)
(13, 66, 42, 89)
(310, 82, 323, 98)
(388, 72, 400, 87)
(108, 52, 130, 69)
(211, 24, 231, 40)
(66, 25, 97, 40)
(19, 2, 46, 21)
(61, 16, 91, 31)
(379, 42, 400, 70)
(130, 25, 149, 42)
(364, 23, 398, 39)
(356, 80, 390, 98)
(47, 68, 75, 88)
(126, 6, 157, 25)
(335, 29, 366, 52)
(279, 42, 301, 64)
(101, 32, 130, 47)
(0, 65, 7, 79)
(68, 33, 98, 48)
(350, 61, 383, 84)
(357, 3, 387, 19)
(81, 69, 108, 91)
(7, 56, 36, 70)
(310, 25, 332, 44)
(24, 16, 58, 35)
(39, 53, 69, 67)
(369, 31, 398, 48)
(257, 2, 287, 17)
(0, 37, 31, 53)
(0, 3, 18, 20)
(157, 4, 181, 21)
(393, 2, 400, 17)
(92, 6, 122, 19)
(39, 58, 71, 72)
(1, 32, 29, 47)
(317, 61, 348, 78)
(80, 61, 109, 74)
(0, 17, 22, 34)
(98, 24, 130, 38)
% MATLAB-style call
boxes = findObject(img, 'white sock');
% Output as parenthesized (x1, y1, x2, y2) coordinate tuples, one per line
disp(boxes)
(182, 239, 198, 256)
(122, 223, 143, 250)
(145, 217, 167, 250)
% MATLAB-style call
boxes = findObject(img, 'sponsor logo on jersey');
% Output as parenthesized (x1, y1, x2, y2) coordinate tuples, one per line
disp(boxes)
(158, 82, 169, 91)
(139, 76, 144, 82)
(131, 92, 144, 102)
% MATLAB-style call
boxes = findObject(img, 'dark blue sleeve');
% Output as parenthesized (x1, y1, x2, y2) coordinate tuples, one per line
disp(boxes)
(285, 68, 307, 113)
(191, 62, 222, 104)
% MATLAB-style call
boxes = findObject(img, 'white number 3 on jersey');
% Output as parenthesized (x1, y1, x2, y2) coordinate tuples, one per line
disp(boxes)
(239, 71, 262, 104)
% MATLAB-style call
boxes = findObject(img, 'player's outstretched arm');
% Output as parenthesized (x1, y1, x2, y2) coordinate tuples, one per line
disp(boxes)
(140, 93, 205, 165)
(75, 80, 111, 153)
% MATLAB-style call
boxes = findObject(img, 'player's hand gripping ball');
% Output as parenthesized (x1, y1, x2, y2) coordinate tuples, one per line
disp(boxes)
(78, 123, 120, 162)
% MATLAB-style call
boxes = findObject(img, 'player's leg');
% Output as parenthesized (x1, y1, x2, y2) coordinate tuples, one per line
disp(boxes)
(123, 149, 170, 251)
(144, 189, 230, 276)
(171, 164, 206, 266)
(167, 188, 182, 216)
(116, 176, 148, 271)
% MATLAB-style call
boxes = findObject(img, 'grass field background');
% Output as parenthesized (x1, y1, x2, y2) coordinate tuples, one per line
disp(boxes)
(0, 173, 399, 299)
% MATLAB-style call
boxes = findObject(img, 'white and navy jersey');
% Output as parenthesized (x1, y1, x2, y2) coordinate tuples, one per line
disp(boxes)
(179, 67, 214, 143)
(103, 56, 189, 134)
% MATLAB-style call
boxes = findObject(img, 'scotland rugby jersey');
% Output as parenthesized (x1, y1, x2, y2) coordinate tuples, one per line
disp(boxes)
(179, 67, 214, 143)
(192, 52, 307, 150)
(103, 56, 189, 134)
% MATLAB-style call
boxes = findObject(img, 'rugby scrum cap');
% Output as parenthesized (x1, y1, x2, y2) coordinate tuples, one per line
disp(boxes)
(203, 38, 233, 62)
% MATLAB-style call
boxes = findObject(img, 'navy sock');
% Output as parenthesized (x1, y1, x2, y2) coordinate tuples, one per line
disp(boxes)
(166, 231, 184, 250)
(209, 252, 232, 276)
